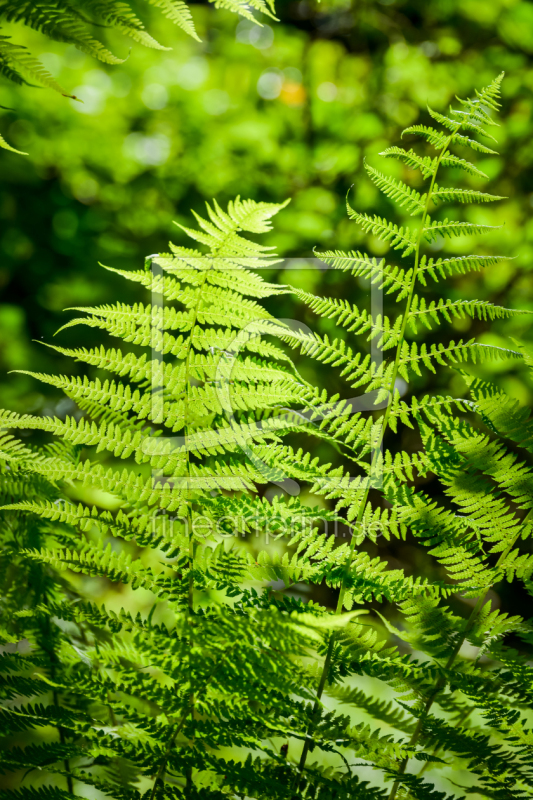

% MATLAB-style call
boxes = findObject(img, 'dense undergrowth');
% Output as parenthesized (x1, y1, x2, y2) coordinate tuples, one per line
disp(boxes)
(1, 74, 533, 800)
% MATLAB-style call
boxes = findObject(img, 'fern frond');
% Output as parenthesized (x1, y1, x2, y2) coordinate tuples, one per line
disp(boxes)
(2, 71, 531, 799)
(463, 372, 533, 457)
(432, 185, 505, 204)
(0, 2, 126, 65)
(210, 0, 277, 23)
(347, 203, 418, 257)
(439, 151, 489, 178)
(0, 0, 279, 123)
(0, 129, 26, 154)
(402, 124, 449, 150)
(424, 218, 500, 242)
(404, 124, 498, 155)
(364, 162, 426, 214)
(294, 289, 403, 349)
(407, 297, 527, 333)
(398, 339, 519, 378)
(141, 0, 199, 40)
(0, 31, 75, 94)
(315, 249, 411, 297)
(380, 147, 438, 179)
(418, 253, 508, 283)
(177, 197, 290, 256)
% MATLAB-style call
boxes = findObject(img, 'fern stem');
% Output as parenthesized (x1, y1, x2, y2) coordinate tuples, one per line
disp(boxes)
(387, 521, 527, 800)
(148, 646, 236, 799)
(184, 268, 210, 789)
(416, 705, 473, 777)
(293, 129, 459, 792)
(149, 262, 211, 795)
(148, 715, 190, 800)
(43, 612, 75, 795)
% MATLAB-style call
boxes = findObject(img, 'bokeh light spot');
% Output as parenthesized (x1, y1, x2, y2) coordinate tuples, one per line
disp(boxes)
(257, 70, 283, 100)
(70, 85, 104, 115)
(236, 21, 274, 49)
(175, 58, 209, 90)
(202, 89, 230, 116)
(142, 83, 169, 110)
(317, 82, 338, 102)
(123, 133, 170, 166)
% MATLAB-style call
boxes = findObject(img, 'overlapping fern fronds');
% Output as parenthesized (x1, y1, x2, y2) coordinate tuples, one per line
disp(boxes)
(2, 75, 533, 800)
(0, 433, 95, 797)
(0, 198, 381, 799)
(281, 73, 533, 798)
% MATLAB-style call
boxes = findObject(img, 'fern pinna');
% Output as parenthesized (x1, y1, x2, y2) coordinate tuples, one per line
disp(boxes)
(0, 198, 360, 800)
(0, 435, 96, 796)
(1, 76, 533, 800)
(282, 72, 533, 797)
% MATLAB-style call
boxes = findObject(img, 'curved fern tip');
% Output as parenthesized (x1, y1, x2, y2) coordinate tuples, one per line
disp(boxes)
(0, 132, 27, 155)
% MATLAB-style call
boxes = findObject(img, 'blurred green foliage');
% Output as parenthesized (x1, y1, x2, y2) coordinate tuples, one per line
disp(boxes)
(0, 0, 280, 125)
(1, 0, 533, 414)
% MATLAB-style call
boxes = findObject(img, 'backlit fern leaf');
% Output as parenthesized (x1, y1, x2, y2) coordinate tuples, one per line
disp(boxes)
(2, 73, 533, 800)
(1, 198, 365, 798)
(284, 72, 533, 800)
(364, 162, 426, 215)
(417, 253, 508, 283)
(315, 249, 412, 296)
(407, 297, 527, 333)
(424, 217, 500, 242)
(346, 205, 418, 257)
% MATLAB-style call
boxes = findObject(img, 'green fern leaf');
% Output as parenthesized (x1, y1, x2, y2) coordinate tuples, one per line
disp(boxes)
(379, 146, 438, 178)
(347, 203, 418, 257)
(431, 186, 505, 204)
(424, 217, 500, 242)
(364, 162, 426, 214)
